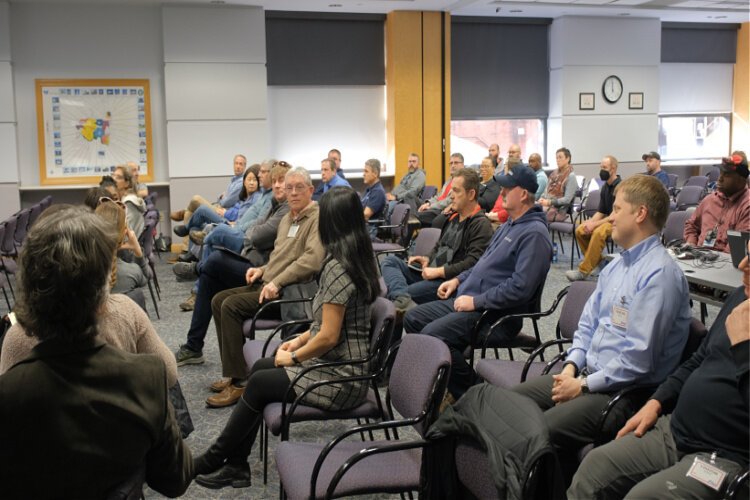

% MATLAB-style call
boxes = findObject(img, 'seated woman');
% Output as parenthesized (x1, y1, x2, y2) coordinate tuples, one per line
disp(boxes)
(95, 199, 150, 311)
(0, 206, 191, 497)
(192, 186, 382, 489)
(174, 165, 261, 239)
(112, 165, 146, 236)
(539, 147, 577, 222)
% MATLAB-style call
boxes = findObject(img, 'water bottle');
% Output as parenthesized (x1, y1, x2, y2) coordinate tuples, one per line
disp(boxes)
(552, 242, 558, 263)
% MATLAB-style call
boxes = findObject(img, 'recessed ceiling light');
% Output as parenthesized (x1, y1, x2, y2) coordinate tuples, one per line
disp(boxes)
(496, 7, 502, 12)
(510, 9, 523, 12)
(618, 12, 630, 15)
(329, 3, 342, 6)
(715, 15, 727, 18)
(210, 0, 225, 4)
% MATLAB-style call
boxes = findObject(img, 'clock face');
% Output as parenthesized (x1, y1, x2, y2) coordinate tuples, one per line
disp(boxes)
(602, 75, 623, 104)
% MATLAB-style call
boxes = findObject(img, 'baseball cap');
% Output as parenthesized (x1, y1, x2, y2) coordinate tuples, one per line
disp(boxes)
(495, 165, 539, 194)
(642, 151, 661, 161)
(720, 154, 749, 178)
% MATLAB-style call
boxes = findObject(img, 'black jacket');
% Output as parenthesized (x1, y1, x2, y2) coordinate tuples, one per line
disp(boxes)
(478, 178, 502, 212)
(431, 208, 494, 280)
(422, 383, 564, 500)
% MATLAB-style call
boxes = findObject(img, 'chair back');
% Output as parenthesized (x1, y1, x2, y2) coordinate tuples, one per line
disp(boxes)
(387, 203, 411, 246)
(0, 217, 17, 256)
(558, 281, 597, 340)
(389, 334, 451, 436)
(40, 195, 53, 210)
(421, 185, 438, 201)
(27, 203, 44, 229)
(684, 176, 708, 189)
(140, 217, 158, 257)
(13, 209, 31, 246)
(680, 318, 708, 364)
(675, 185, 704, 211)
(666, 174, 679, 190)
(369, 297, 396, 366)
(411, 228, 441, 257)
(662, 210, 691, 246)
(581, 189, 601, 219)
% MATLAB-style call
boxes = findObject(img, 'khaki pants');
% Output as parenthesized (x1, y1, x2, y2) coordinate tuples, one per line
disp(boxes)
(575, 221, 612, 275)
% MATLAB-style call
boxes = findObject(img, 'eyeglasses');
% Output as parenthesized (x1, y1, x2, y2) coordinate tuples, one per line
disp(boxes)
(98, 196, 126, 209)
(273, 161, 292, 168)
(285, 184, 308, 193)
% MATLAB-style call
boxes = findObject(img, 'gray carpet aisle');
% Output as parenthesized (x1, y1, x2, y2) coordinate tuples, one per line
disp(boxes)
(0, 234, 721, 499)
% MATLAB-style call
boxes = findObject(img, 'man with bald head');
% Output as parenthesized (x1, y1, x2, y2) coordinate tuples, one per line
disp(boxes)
(508, 144, 522, 162)
(528, 153, 547, 200)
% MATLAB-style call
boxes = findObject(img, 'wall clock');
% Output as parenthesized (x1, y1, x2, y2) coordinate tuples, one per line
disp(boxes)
(602, 75, 623, 104)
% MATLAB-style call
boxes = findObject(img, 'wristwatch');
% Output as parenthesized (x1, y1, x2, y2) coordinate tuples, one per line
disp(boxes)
(579, 376, 590, 394)
(291, 351, 301, 365)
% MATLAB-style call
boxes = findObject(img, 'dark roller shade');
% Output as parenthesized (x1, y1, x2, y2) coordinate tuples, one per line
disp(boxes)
(662, 23, 738, 63)
(451, 17, 550, 120)
(266, 11, 385, 85)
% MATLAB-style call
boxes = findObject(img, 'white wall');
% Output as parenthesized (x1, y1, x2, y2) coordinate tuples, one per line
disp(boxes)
(548, 17, 662, 164)
(10, 3, 168, 185)
(267, 86, 388, 176)
(0, 2, 19, 216)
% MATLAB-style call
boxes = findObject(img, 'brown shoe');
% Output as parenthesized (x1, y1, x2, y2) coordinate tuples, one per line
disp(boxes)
(209, 378, 232, 393)
(189, 229, 206, 246)
(439, 391, 457, 413)
(206, 384, 244, 408)
(179, 292, 196, 311)
(170, 209, 185, 222)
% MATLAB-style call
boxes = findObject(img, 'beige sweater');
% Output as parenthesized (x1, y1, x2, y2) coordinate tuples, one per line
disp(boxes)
(0, 293, 177, 386)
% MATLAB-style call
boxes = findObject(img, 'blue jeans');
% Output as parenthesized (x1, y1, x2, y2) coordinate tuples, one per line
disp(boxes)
(187, 205, 224, 232)
(379, 255, 442, 303)
(185, 250, 251, 352)
(403, 301, 507, 399)
(200, 223, 245, 265)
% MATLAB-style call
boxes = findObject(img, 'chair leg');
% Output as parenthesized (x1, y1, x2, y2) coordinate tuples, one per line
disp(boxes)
(570, 231, 577, 270)
(1, 286, 10, 310)
(263, 424, 269, 485)
(150, 262, 161, 299)
(147, 280, 160, 319)
(3, 270, 14, 300)
(700, 302, 708, 324)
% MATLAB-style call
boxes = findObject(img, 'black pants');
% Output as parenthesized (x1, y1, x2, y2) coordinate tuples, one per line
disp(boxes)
(226, 358, 297, 465)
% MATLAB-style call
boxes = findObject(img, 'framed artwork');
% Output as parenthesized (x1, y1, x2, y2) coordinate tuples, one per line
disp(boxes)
(579, 92, 595, 111)
(629, 92, 644, 110)
(35, 79, 153, 185)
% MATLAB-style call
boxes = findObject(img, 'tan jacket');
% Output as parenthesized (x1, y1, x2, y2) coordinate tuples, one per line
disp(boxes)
(261, 202, 325, 288)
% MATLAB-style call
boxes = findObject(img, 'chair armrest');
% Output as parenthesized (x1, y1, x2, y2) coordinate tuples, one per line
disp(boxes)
(324, 439, 431, 500)
(723, 469, 750, 500)
(594, 383, 658, 446)
(249, 295, 314, 338)
(375, 247, 408, 258)
(522, 339, 573, 382)
(260, 318, 314, 356)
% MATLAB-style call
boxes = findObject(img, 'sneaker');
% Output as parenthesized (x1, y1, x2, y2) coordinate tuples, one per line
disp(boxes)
(173, 224, 189, 237)
(179, 292, 196, 311)
(189, 229, 206, 246)
(175, 344, 204, 366)
(173, 262, 198, 281)
(565, 269, 589, 282)
(392, 295, 418, 313)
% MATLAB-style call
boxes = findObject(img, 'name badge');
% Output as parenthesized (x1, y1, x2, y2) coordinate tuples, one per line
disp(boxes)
(686, 455, 727, 491)
(612, 305, 628, 329)
(287, 224, 299, 238)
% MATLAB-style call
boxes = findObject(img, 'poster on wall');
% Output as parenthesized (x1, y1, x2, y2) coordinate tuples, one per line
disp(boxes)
(35, 79, 153, 185)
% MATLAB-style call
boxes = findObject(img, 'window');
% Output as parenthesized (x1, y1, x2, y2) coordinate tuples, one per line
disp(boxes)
(657, 114, 731, 161)
(450, 119, 546, 166)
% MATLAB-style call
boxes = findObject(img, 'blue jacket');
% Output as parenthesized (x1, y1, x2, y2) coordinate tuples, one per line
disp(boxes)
(457, 205, 552, 311)
(312, 174, 351, 201)
(223, 190, 261, 222)
(220, 174, 244, 208)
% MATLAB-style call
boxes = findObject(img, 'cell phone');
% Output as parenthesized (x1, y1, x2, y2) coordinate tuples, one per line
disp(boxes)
(408, 262, 423, 273)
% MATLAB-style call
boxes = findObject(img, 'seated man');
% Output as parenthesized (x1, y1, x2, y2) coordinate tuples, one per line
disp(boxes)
(173, 164, 294, 365)
(205, 167, 325, 407)
(566, 155, 621, 281)
(569, 242, 749, 499)
(684, 154, 749, 252)
(381, 168, 493, 313)
(312, 158, 350, 201)
(327, 148, 346, 179)
(417, 153, 464, 228)
(386, 152, 426, 213)
(489, 143, 502, 174)
(404, 165, 552, 401)
(513, 175, 692, 481)
(362, 158, 387, 239)
(126, 161, 149, 198)
(528, 153, 547, 200)
(170, 154, 248, 224)
(642, 151, 670, 187)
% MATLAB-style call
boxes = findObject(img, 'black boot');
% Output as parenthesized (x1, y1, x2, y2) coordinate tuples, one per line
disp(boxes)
(193, 396, 259, 477)
(195, 462, 251, 489)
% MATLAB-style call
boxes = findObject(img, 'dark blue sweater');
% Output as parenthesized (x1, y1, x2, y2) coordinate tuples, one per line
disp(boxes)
(457, 205, 552, 311)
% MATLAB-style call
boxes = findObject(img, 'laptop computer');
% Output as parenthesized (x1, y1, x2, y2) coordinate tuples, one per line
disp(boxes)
(727, 230, 749, 268)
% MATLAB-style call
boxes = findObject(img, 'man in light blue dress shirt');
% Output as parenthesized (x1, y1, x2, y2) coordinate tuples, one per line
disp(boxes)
(512, 174, 691, 479)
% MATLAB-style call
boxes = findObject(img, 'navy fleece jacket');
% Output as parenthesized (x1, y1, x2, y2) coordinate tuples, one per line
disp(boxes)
(456, 205, 552, 310)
